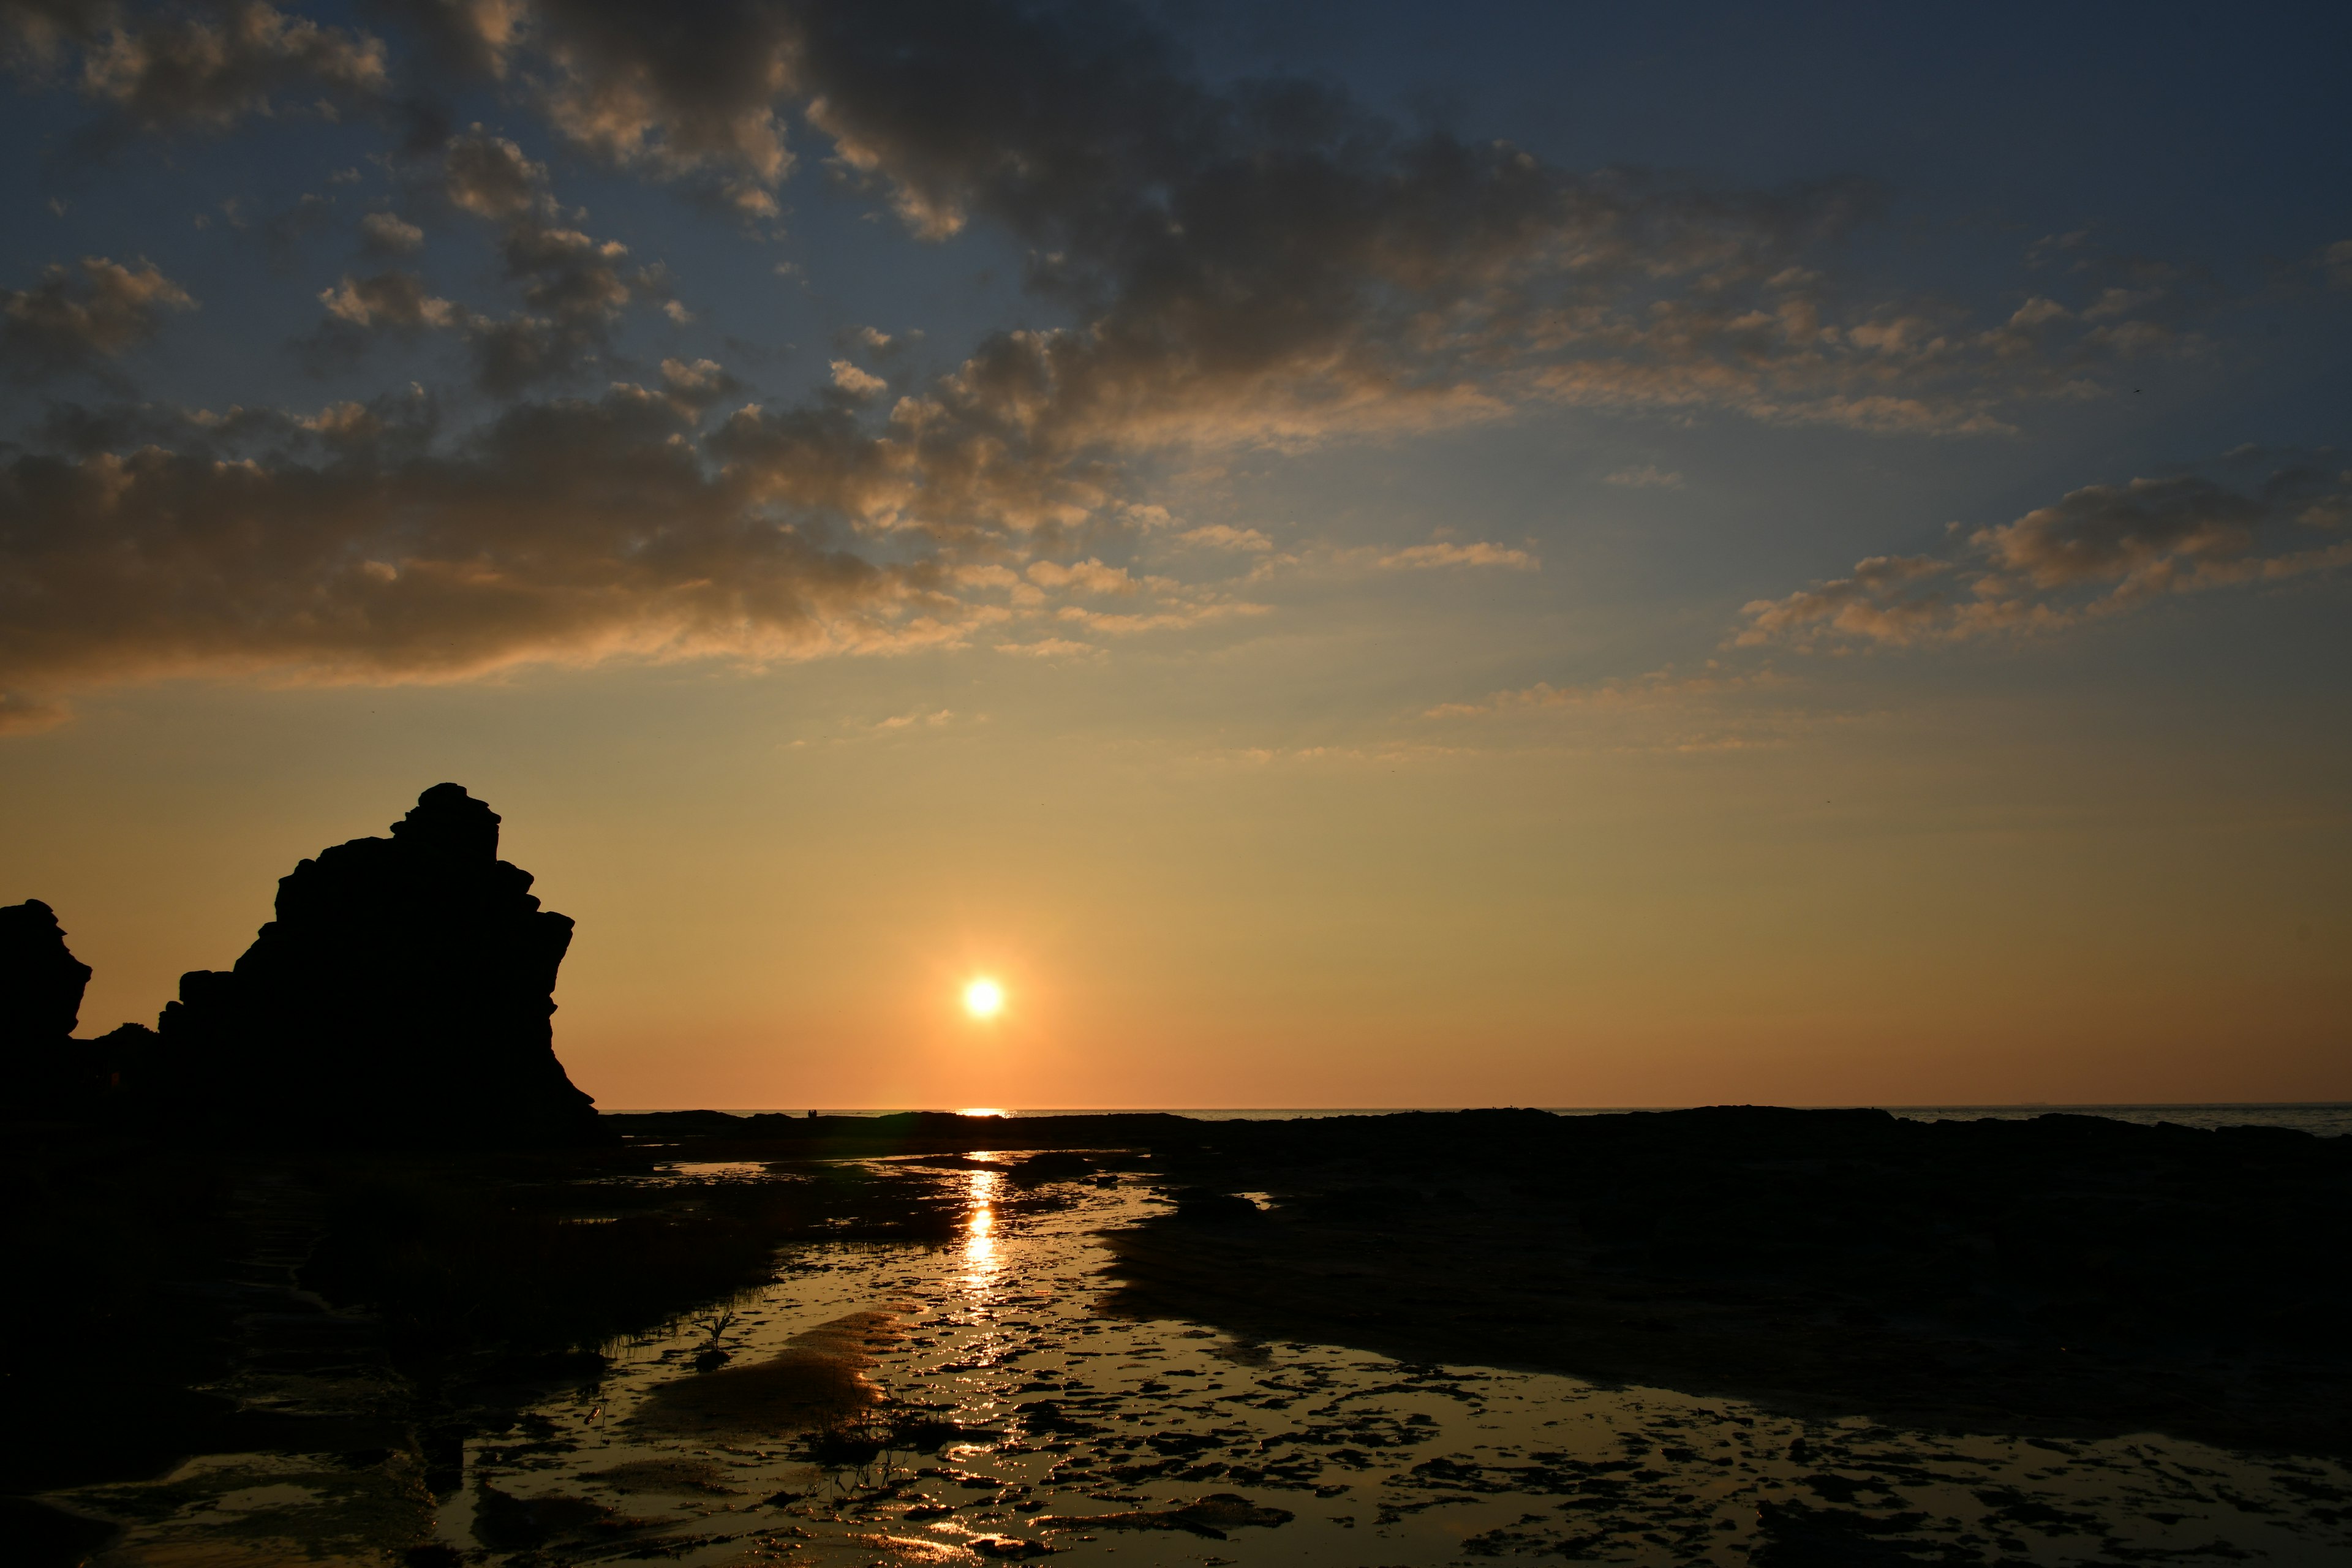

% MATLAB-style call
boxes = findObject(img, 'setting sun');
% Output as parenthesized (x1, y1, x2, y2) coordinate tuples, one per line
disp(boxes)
(963, 978, 1005, 1019)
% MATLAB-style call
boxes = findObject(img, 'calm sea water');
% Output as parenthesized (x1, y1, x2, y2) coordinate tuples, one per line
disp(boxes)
(631, 1104, 2352, 1137)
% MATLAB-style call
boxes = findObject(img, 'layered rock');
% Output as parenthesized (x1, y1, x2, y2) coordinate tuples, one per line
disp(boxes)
(162, 784, 597, 1140)
(0, 899, 100, 1112)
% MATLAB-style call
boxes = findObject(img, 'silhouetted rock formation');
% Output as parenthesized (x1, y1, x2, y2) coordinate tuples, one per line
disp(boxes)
(91, 1022, 165, 1101)
(0, 899, 100, 1113)
(160, 784, 597, 1142)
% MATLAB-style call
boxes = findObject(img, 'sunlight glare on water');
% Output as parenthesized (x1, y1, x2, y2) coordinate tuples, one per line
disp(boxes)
(962, 1163, 999, 1281)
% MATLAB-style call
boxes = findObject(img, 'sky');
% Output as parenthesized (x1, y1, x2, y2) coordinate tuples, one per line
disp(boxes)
(2, 0, 2346, 1110)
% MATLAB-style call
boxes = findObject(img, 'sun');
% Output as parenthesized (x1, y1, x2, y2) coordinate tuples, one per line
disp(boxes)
(963, 978, 1005, 1019)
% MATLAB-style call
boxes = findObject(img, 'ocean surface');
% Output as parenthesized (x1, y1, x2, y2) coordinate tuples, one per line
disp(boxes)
(627, 1104, 2352, 1137)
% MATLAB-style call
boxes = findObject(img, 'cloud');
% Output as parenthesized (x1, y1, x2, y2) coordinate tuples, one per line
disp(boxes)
(1051, 598, 1268, 635)
(357, 209, 425, 255)
(443, 126, 546, 219)
(2328, 239, 2352, 290)
(871, 706, 951, 729)
(1174, 523, 1272, 552)
(319, 0, 2169, 460)
(1605, 465, 1683, 489)
(1734, 454, 2352, 649)
(1, 255, 194, 380)
(1377, 541, 1539, 571)
(0, 384, 992, 707)
(829, 358, 885, 399)
(993, 636, 1096, 658)
(388, 0, 795, 209)
(15, 0, 388, 135)
(317, 268, 459, 330)
(315, 139, 665, 393)
(657, 355, 744, 417)
(1025, 557, 1136, 595)
(1425, 665, 1782, 718)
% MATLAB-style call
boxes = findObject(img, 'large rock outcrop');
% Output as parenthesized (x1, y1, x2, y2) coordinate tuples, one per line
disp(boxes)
(161, 784, 598, 1140)
(0, 899, 99, 1112)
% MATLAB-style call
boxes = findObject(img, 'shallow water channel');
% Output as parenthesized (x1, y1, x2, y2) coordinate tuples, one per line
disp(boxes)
(55, 1156, 2352, 1566)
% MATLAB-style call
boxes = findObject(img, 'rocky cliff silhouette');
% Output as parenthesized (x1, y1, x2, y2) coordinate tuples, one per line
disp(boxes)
(161, 784, 598, 1141)
(0, 899, 101, 1112)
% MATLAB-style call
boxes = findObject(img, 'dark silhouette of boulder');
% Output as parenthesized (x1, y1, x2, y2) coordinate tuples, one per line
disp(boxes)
(91, 1021, 166, 1101)
(1, 898, 101, 1114)
(160, 784, 598, 1142)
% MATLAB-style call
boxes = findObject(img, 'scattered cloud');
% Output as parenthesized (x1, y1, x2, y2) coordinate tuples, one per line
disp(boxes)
(871, 706, 952, 729)
(357, 209, 424, 255)
(829, 358, 886, 398)
(1425, 665, 1784, 718)
(443, 127, 546, 219)
(0, 384, 997, 704)
(656, 355, 743, 417)
(1, 255, 194, 381)
(1052, 599, 1269, 636)
(1378, 541, 1539, 571)
(1734, 454, 2352, 649)
(993, 636, 1098, 659)
(1175, 524, 1273, 552)
(1025, 558, 1136, 595)
(12, 0, 388, 137)
(318, 268, 459, 330)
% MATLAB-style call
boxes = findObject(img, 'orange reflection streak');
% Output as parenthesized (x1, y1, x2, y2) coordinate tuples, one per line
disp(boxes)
(963, 1164, 1000, 1282)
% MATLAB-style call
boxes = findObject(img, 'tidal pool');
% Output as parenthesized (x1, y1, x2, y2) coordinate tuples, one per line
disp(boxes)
(48, 1156, 2352, 1566)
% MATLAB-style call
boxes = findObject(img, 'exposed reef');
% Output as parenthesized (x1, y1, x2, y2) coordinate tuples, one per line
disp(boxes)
(1095, 1106, 2352, 1455)
(160, 783, 597, 1142)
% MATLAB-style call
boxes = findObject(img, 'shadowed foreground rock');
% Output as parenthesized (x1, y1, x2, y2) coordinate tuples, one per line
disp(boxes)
(161, 783, 598, 1141)
(0, 899, 98, 1112)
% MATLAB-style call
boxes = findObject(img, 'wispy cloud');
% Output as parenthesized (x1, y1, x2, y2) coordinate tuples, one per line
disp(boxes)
(1605, 465, 1684, 489)
(1377, 541, 1539, 572)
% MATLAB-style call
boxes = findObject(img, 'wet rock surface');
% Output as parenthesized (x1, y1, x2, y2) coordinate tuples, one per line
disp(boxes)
(159, 783, 597, 1142)
(1102, 1107, 2352, 1457)
(11, 1111, 2352, 1565)
(50, 1150, 2342, 1566)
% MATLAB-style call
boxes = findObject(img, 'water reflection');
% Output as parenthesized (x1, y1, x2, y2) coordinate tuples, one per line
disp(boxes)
(962, 1161, 999, 1282)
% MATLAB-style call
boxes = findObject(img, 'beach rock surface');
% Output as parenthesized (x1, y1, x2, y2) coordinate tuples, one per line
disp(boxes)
(160, 783, 597, 1140)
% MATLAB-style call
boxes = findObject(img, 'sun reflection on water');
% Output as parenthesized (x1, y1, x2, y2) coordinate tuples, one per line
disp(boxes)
(963, 1163, 1000, 1283)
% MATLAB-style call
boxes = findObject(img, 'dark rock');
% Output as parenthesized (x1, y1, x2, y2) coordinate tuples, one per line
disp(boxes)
(0, 898, 89, 1042)
(89, 1021, 165, 1098)
(1009, 1150, 1094, 1185)
(1, 898, 101, 1114)
(158, 783, 598, 1142)
(1167, 1188, 1264, 1224)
